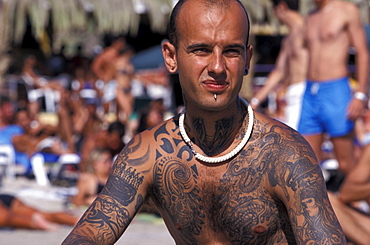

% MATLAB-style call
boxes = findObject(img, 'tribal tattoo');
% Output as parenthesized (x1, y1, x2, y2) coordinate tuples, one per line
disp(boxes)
(64, 116, 345, 244)
(149, 118, 344, 244)
(63, 136, 148, 244)
(192, 116, 236, 156)
(154, 158, 204, 244)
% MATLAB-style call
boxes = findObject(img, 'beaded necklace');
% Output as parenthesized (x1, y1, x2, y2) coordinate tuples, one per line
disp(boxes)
(179, 98, 254, 163)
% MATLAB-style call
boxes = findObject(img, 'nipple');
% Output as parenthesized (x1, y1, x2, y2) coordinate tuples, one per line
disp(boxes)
(176, 223, 182, 230)
(254, 225, 267, 234)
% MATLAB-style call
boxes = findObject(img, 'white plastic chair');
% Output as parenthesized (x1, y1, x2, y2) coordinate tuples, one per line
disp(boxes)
(0, 144, 16, 185)
(30, 153, 50, 186)
(28, 88, 60, 113)
(50, 153, 81, 187)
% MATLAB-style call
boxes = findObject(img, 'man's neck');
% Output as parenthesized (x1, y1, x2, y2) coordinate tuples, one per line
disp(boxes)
(0, 120, 9, 128)
(285, 11, 303, 29)
(183, 102, 247, 157)
(316, 0, 332, 10)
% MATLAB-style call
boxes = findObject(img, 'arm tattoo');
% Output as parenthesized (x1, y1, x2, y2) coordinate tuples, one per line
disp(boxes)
(212, 121, 344, 244)
(154, 120, 194, 161)
(64, 139, 147, 244)
(63, 196, 131, 244)
(120, 134, 150, 167)
(103, 161, 143, 205)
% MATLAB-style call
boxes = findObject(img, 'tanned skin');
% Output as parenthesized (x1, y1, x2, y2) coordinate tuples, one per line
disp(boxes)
(303, 0, 369, 174)
(63, 0, 346, 244)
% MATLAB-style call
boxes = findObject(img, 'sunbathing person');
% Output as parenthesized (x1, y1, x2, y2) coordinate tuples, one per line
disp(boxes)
(0, 193, 78, 230)
(72, 148, 112, 207)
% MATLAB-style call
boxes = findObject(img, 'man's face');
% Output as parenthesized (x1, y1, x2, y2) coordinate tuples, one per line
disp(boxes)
(273, 2, 287, 22)
(15, 110, 30, 130)
(172, 0, 252, 110)
(94, 151, 113, 175)
(313, 0, 324, 6)
(107, 131, 123, 151)
(0, 102, 14, 123)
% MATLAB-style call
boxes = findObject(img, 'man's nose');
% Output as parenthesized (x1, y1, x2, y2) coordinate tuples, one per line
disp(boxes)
(208, 52, 226, 76)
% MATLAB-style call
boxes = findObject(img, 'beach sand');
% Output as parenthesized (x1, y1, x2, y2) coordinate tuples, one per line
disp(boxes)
(0, 177, 175, 245)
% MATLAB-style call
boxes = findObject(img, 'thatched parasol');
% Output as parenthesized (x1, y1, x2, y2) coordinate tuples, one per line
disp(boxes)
(1, 0, 369, 55)
(0, 0, 369, 85)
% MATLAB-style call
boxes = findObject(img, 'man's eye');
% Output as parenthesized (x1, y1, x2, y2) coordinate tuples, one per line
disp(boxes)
(224, 49, 240, 56)
(193, 48, 210, 55)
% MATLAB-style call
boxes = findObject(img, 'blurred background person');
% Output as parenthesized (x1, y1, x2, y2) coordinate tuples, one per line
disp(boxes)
(136, 99, 165, 134)
(91, 37, 126, 83)
(0, 193, 78, 230)
(79, 121, 125, 172)
(114, 45, 136, 125)
(326, 141, 370, 244)
(72, 148, 112, 207)
(298, 0, 369, 176)
(251, 0, 308, 130)
(0, 95, 22, 145)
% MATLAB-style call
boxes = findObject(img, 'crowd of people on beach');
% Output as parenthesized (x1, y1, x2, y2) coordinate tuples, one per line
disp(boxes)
(0, 36, 172, 230)
(0, 0, 370, 244)
(1, 36, 173, 176)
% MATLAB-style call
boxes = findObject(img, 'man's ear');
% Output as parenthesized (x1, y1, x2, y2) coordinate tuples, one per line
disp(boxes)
(245, 45, 253, 71)
(280, 1, 288, 11)
(162, 41, 178, 73)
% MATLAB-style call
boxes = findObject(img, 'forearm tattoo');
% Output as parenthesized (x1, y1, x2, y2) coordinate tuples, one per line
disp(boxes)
(64, 136, 146, 244)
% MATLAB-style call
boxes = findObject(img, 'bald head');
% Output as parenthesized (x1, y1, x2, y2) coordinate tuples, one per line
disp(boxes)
(168, 0, 250, 49)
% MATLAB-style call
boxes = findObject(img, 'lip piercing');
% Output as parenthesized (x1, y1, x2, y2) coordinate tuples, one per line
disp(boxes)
(214, 94, 217, 100)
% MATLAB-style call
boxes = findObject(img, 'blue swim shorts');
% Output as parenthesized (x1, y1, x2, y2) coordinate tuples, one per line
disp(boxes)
(298, 77, 354, 137)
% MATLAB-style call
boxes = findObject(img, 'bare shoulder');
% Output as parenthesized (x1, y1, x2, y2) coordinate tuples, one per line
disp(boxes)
(306, 1, 358, 18)
(251, 112, 317, 165)
(251, 113, 326, 205)
(115, 117, 178, 171)
(333, 1, 360, 19)
(335, 0, 357, 10)
(79, 172, 96, 182)
(253, 111, 306, 139)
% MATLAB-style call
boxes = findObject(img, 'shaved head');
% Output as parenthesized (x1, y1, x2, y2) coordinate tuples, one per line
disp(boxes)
(168, 0, 250, 49)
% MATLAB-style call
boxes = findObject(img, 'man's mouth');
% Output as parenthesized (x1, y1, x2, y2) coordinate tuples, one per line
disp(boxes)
(202, 81, 229, 92)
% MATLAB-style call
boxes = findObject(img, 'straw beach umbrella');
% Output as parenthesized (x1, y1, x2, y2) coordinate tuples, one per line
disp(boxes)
(1, 0, 368, 55)
(0, 0, 369, 86)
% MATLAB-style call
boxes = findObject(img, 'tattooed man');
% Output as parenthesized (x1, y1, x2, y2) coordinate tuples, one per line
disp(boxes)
(63, 0, 346, 244)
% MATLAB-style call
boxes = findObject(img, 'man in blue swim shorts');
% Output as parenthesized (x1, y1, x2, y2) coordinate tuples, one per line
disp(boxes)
(300, 0, 369, 175)
(299, 77, 354, 138)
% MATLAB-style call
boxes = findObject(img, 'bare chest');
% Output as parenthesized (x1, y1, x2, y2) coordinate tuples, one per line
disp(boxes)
(151, 155, 292, 244)
(306, 14, 349, 45)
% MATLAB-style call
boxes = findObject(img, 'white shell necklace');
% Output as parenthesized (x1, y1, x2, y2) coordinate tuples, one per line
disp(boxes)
(179, 98, 254, 163)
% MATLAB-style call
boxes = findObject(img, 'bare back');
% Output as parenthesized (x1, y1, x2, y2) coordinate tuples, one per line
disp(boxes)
(305, 1, 359, 81)
(282, 23, 308, 85)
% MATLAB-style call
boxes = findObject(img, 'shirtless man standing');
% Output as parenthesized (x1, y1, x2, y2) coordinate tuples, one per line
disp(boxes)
(299, 0, 369, 174)
(63, 0, 345, 244)
(251, 0, 308, 130)
(91, 37, 126, 83)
